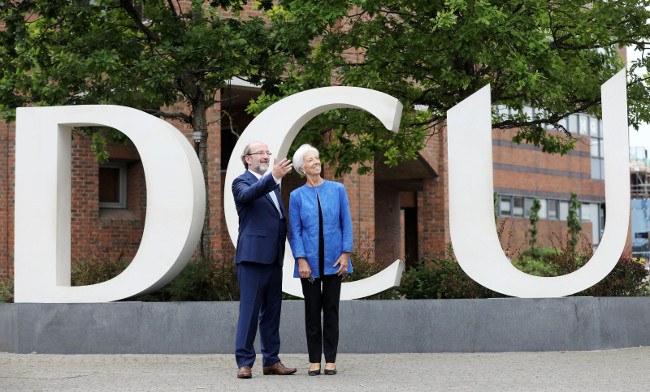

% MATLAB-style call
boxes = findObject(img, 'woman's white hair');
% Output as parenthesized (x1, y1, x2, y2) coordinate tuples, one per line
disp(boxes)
(292, 144, 319, 176)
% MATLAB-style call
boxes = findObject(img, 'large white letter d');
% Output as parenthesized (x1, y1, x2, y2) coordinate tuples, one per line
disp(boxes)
(14, 106, 205, 303)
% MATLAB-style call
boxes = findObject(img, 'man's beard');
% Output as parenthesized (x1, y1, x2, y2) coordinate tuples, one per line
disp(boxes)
(253, 162, 269, 174)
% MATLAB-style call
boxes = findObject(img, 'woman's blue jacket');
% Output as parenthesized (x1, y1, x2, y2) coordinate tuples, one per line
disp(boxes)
(289, 180, 354, 278)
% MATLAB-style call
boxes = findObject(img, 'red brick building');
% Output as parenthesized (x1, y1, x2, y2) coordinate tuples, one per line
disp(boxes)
(0, 83, 611, 282)
(0, 3, 617, 282)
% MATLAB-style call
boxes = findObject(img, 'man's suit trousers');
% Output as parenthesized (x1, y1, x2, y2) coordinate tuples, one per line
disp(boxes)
(235, 262, 283, 368)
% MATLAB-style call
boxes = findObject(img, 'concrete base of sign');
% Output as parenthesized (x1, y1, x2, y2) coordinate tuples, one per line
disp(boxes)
(1, 297, 649, 354)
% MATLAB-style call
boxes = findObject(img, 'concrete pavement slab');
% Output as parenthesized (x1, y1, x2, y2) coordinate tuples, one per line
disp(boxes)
(1, 347, 649, 391)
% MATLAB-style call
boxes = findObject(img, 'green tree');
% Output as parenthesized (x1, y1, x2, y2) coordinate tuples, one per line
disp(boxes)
(260, 0, 650, 175)
(0, 0, 303, 259)
(567, 192, 582, 254)
(528, 198, 541, 254)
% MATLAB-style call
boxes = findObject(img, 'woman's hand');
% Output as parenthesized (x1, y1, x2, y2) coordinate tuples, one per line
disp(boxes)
(333, 253, 350, 276)
(298, 258, 311, 279)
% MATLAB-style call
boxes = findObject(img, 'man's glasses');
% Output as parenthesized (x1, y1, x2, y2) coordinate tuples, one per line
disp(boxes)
(247, 151, 272, 156)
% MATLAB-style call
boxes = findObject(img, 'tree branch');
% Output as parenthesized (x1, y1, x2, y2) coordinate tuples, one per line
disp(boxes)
(119, 0, 160, 43)
(142, 109, 191, 123)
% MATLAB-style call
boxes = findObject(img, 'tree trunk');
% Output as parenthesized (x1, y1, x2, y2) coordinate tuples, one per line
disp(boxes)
(192, 104, 212, 261)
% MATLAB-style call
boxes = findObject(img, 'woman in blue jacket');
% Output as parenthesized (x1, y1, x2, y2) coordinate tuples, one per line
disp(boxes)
(289, 144, 353, 376)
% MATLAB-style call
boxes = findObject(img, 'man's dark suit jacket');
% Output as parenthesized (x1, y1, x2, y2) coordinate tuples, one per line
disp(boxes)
(232, 170, 287, 266)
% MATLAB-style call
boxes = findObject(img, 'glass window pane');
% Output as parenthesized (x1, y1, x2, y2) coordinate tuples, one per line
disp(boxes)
(500, 197, 512, 216)
(591, 158, 603, 180)
(560, 201, 569, 221)
(99, 167, 120, 203)
(524, 198, 534, 217)
(590, 138, 599, 158)
(579, 114, 589, 135)
(581, 203, 591, 221)
(599, 158, 605, 179)
(99, 162, 127, 209)
(513, 197, 524, 217)
(568, 115, 578, 133)
(599, 140, 604, 157)
(548, 200, 558, 219)
(590, 117, 599, 136)
(557, 117, 568, 131)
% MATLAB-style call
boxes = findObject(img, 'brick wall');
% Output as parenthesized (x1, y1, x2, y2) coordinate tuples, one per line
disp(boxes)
(340, 166, 376, 262)
(0, 120, 14, 280)
(497, 218, 594, 257)
(70, 136, 146, 263)
(492, 128, 604, 199)
(417, 127, 450, 259)
(374, 183, 401, 267)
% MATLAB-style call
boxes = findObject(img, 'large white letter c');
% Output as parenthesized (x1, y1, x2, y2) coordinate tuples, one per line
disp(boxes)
(224, 87, 405, 299)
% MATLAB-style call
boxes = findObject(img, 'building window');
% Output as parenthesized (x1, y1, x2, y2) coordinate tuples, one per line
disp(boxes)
(513, 197, 524, 217)
(579, 114, 590, 135)
(568, 114, 578, 133)
(586, 115, 604, 180)
(548, 199, 559, 219)
(589, 117, 599, 136)
(581, 203, 591, 221)
(559, 201, 569, 221)
(499, 196, 512, 216)
(524, 198, 535, 217)
(591, 135, 604, 180)
(99, 162, 127, 209)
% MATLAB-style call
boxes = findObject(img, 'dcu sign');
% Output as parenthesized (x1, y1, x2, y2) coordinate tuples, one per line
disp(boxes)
(12, 70, 629, 302)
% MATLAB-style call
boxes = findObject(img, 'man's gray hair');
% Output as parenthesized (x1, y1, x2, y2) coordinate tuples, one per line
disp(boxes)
(241, 143, 253, 169)
(292, 144, 319, 176)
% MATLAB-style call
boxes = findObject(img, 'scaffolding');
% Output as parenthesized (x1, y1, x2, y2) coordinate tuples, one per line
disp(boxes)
(630, 147, 650, 198)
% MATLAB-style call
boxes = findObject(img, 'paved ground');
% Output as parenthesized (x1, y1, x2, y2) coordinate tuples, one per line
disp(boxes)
(1, 347, 649, 391)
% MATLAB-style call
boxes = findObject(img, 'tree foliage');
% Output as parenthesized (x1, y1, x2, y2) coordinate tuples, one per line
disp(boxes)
(567, 192, 582, 254)
(4, 1, 650, 177)
(528, 198, 541, 253)
(258, 0, 650, 174)
(0, 0, 302, 259)
(0, 1, 298, 125)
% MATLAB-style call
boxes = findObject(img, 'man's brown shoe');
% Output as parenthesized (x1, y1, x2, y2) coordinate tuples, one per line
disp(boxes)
(237, 366, 252, 379)
(262, 362, 297, 375)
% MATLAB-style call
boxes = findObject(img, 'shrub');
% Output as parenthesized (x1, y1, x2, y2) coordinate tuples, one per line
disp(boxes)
(343, 250, 402, 299)
(397, 245, 502, 299)
(513, 241, 650, 296)
(0, 276, 13, 303)
(580, 256, 650, 296)
(72, 257, 129, 286)
(71, 257, 239, 301)
(512, 247, 561, 277)
(134, 258, 239, 301)
(527, 198, 541, 252)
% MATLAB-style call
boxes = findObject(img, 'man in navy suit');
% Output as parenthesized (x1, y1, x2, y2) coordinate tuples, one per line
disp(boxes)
(232, 141, 296, 379)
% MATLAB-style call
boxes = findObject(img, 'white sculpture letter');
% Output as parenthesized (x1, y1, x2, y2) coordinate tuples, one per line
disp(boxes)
(447, 70, 630, 297)
(14, 106, 205, 303)
(224, 87, 405, 299)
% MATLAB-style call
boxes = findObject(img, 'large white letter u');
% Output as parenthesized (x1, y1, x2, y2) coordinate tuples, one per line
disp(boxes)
(447, 70, 630, 297)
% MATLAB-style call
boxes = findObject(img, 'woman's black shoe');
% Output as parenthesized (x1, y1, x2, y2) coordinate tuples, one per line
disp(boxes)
(324, 368, 337, 375)
(308, 366, 321, 376)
